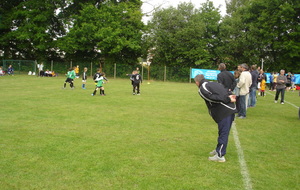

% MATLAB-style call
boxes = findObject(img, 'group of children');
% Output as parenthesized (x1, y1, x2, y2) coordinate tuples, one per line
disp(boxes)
(62, 66, 142, 96)
(0, 65, 14, 76)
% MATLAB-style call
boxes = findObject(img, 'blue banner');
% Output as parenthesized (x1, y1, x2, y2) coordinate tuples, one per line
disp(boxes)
(265, 73, 300, 84)
(294, 74, 300, 84)
(191, 68, 220, 80)
(191, 68, 300, 84)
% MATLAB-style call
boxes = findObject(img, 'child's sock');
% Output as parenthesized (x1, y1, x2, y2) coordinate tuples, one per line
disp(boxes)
(64, 83, 66, 88)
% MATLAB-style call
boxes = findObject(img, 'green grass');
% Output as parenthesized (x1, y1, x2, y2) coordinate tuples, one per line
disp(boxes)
(0, 75, 299, 189)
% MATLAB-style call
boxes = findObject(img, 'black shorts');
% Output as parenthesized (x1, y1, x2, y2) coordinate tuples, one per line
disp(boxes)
(65, 78, 73, 83)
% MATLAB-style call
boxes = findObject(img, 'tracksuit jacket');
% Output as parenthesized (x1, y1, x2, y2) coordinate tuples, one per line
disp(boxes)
(198, 79, 237, 123)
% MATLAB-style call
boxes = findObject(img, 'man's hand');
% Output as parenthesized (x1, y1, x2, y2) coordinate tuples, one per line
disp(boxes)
(229, 95, 236, 103)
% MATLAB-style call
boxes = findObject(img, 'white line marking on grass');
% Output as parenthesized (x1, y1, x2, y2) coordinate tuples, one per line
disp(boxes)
(266, 91, 299, 109)
(232, 122, 253, 190)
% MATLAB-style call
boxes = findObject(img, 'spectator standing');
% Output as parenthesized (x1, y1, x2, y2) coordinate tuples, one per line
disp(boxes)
(269, 72, 274, 91)
(286, 72, 292, 91)
(274, 70, 287, 104)
(37, 63, 44, 77)
(236, 64, 252, 119)
(291, 74, 296, 92)
(217, 63, 236, 92)
(273, 72, 278, 91)
(249, 65, 259, 107)
(233, 69, 241, 112)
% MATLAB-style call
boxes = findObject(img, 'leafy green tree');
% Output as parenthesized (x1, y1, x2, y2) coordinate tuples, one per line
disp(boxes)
(0, 0, 67, 60)
(147, 1, 221, 68)
(225, 0, 249, 15)
(220, 0, 300, 72)
(252, 0, 300, 72)
(0, 0, 144, 65)
(58, 0, 144, 65)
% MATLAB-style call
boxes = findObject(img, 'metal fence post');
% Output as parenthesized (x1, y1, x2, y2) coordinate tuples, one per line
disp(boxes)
(114, 63, 116, 79)
(90, 62, 93, 77)
(189, 67, 192, 83)
(164, 65, 166, 82)
(35, 60, 37, 74)
(141, 65, 144, 80)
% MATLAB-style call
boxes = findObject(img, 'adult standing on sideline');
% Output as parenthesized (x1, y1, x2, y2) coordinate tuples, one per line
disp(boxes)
(291, 74, 296, 91)
(275, 70, 287, 104)
(217, 63, 236, 92)
(194, 74, 237, 162)
(37, 63, 44, 77)
(269, 72, 274, 91)
(273, 72, 278, 90)
(236, 63, 252, 119)
(233, 69, 242, 112)
(249, 65, 259, 107)
(286, 72, 292, 91)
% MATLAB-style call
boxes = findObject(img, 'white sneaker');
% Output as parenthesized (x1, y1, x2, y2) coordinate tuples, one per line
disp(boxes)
(209, 150, 217, 156)
(281, 102, 284, 104)
(208, 154, 226, 162)
(274, 100, 277, 103)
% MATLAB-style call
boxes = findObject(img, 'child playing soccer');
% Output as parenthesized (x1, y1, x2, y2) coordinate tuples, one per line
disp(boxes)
(82, 67, 88, 89)
(63, 67, 76, 89)
(75, 65, 80, 78)
(92, 69, 108, 96)
(126, 70, 142, 95)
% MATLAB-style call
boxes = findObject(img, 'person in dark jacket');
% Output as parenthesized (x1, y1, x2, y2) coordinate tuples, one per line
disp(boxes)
(217, 63, 236, 92)
(194, 74, 237, 162)
(249, 65, 259, 107)
(126, 70, 142, 95)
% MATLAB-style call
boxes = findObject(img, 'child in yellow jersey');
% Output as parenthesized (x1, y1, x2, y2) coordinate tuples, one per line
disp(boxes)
(75, 65, 79, 78)
(260, 78, 266, 97)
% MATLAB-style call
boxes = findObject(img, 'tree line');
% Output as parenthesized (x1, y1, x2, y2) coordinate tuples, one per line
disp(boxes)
(0, 0, 299, 73)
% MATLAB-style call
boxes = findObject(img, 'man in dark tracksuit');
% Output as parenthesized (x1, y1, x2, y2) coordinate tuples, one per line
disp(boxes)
(194, 74, 237, 162)
(217, 63, 236, 92)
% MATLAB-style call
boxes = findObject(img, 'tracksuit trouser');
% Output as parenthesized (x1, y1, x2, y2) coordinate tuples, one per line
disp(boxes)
(275, 88, 285, 103)
(216, 114, 235, 157)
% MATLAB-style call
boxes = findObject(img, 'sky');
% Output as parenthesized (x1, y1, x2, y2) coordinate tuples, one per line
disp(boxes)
(141, 0, 227, 23)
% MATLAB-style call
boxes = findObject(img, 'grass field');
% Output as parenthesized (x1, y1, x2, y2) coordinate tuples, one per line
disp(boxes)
(0, 75, 299, 190)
